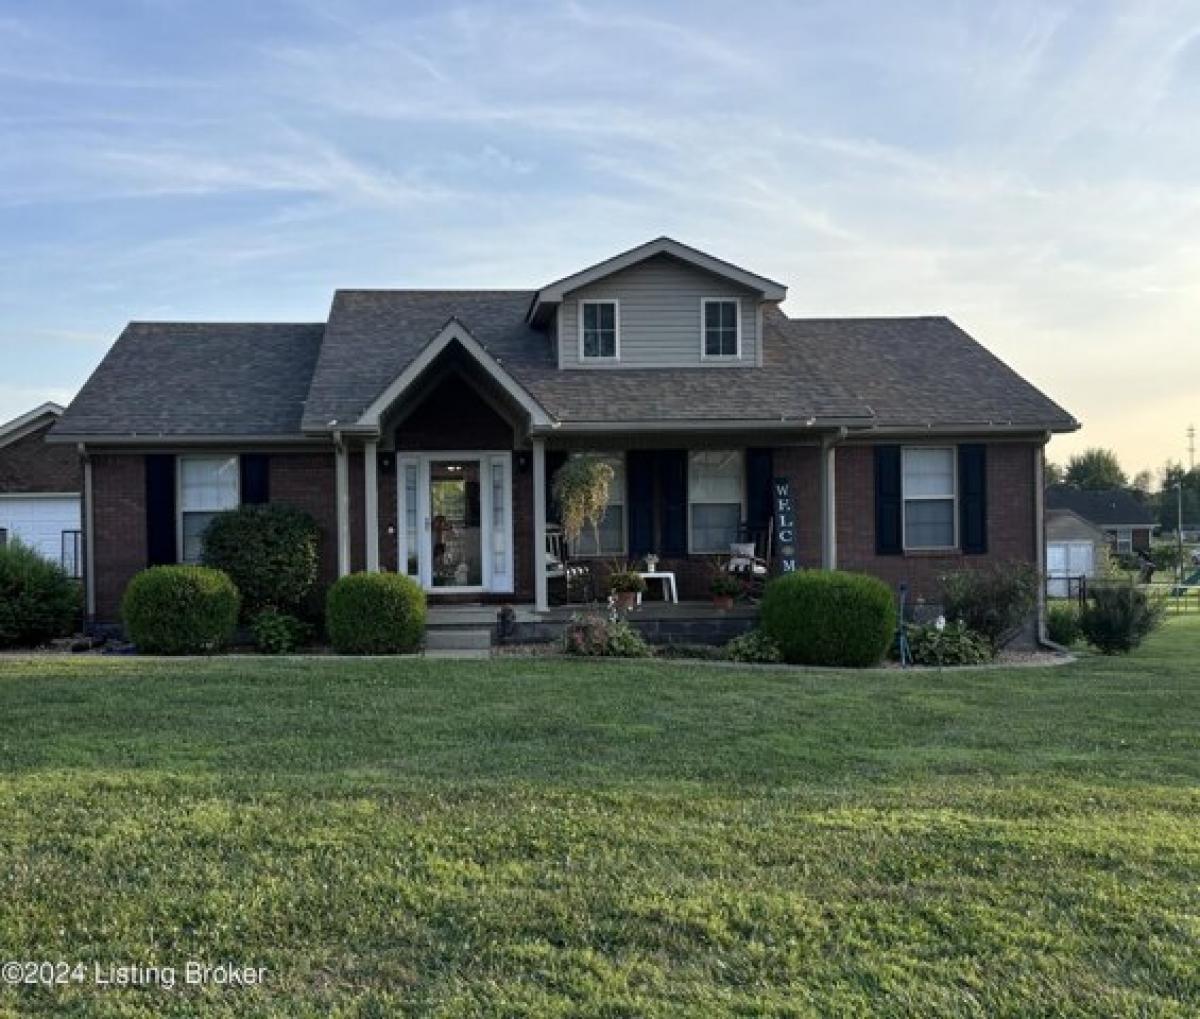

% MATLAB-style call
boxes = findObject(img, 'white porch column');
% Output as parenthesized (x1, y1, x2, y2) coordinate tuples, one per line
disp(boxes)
(334, 436, 351, 577)
(364, 440, 380, 572)
(820, 439, 838, 570)
(532, 437, 548, 612)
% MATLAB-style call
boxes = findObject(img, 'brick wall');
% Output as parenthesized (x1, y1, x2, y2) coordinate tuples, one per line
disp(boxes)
(835, 441, 1038, 601)
(91, 453, 147, 622)
(270, 452, 338, 592)
(0, 421, 81, 493)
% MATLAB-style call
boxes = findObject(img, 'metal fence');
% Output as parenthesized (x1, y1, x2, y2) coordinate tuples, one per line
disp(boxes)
(1048, 574, 1200, 614)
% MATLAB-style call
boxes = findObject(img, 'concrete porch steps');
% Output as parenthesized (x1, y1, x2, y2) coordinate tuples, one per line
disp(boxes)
(424, 626, 493, 652)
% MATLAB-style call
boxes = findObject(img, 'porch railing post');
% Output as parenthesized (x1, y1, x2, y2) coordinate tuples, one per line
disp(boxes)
(533, 437, 549, 612)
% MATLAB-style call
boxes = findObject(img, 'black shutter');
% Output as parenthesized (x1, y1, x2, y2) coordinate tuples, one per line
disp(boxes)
(545, 450, 568, 523)
(746, 448, 773, 527)
(240, 454, 270, 505)
(145, 453, 177, 565)
(659, 450, 687, 557)
(627, 451, 656, 557)
(874, 445, 902, 555)
(959, 444, 988, 554)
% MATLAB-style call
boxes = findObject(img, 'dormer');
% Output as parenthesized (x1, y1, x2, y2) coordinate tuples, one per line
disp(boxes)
(528, 237, 787, 370)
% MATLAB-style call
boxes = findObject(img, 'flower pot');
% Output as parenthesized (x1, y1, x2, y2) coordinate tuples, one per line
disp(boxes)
(615, 591, 638, 611)
(711, 594, 734, 611)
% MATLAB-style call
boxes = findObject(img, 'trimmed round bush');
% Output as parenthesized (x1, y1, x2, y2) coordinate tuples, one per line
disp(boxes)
(326, 572, 426, 654)
(122, 565, 240, 654)
(760, 570, 895, 667)
(0, 539, 79, 648)
(201, 504, 320, 617)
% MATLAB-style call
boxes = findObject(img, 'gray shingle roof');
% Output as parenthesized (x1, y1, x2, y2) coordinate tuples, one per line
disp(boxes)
(59, 292, 1078, 439)
(1045, 486, 1156, 527)
(765, 309, 1077, 430)
(53, 322, 324, 437)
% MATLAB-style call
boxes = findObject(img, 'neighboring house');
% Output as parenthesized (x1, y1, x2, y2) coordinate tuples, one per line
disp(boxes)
(0, 402, 82, 575)
(49, 237, 1078, 628)
(1045, 507, 1106, 596)
(1044, 485, 1156, 555)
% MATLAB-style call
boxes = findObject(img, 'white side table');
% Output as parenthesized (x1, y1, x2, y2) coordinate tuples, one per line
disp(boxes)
(635, 571, 678, 605)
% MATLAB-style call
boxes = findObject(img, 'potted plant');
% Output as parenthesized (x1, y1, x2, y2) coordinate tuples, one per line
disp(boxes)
(709, 572, 741, 610)
(608, 569, 647, 611)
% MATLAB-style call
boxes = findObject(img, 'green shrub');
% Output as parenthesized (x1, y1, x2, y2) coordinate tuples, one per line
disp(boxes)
(121, 565, 240, 654)
(760, 570, 895, 667)
(657, 643, 723, 661)
(1046, 602, 1082, 647)
(709, 572, 742, 598)
(326, 572, 425, 654)
(940, 561, 1039, 653)
(0, 540, 79, 648)
(1080, 584, 1165, 655)
(201, 504, 320, 617)
(1149, 544, 1182, 571)
(250, 608, 311, 655)
(907, 620, 992, 666)
(723, 629, 783, 664)
(562, 612, 651, 657)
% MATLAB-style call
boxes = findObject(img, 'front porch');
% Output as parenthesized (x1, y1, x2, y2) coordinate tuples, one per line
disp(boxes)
(427, 600, 759, 646)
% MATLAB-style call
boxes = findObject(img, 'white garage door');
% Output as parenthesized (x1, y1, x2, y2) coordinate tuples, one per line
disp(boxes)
(1047, 540, 1095, 598)
(0, 495, 81, 572)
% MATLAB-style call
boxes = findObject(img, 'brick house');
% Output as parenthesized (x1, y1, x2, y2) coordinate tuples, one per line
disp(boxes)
(0, 402, 82, 575)
(49, 238, 1078, 630)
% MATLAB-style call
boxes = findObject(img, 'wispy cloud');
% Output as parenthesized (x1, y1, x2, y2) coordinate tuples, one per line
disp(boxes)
(1, 0, 1198, 469)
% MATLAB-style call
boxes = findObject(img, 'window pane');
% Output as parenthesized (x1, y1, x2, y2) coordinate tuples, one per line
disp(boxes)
(182, 511, 217, 563)
(690, 450, 741, 502)
(491, 459, 506, 577)
(704, 301, 737, 356)
(404, 463, 418, 576)
(582, 303, 616, 359)
(691, 503, 740, 553)
(903, 448, 954, 498)
(180, 456, 239, 512)
(904, 498, 955, 548)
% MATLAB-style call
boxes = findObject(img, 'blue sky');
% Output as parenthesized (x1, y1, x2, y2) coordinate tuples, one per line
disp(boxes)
(2, 0, 1198, 475)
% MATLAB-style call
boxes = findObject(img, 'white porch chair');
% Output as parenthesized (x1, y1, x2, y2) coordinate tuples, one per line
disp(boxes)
(545, 525, 592, 603)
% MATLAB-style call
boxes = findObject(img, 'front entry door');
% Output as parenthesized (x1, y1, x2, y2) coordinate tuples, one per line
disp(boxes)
(397, 452, 513, 594)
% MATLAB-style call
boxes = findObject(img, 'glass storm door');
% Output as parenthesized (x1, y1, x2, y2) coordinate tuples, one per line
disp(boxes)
(396, 453, 513, 594)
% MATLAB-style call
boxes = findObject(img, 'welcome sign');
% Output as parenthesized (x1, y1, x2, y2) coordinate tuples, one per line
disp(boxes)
(772, 478, 797, 573)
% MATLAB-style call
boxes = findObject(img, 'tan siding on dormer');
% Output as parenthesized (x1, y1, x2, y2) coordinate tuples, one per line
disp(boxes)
(559, 254, 760, 369)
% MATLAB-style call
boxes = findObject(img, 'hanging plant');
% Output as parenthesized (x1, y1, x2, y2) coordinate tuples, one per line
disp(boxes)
(551, 456, 615, 551)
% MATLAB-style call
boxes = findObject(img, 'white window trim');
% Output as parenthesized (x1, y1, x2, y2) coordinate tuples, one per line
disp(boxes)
(901, 445, 959, 552)
(567, 451, 628, 558)
(578, 299, 620, 362)
(1115, 528, 1133, 554)
(687, 449, 746, 554)
(699, 297, 742, 361)
(176, 454, 240, 564)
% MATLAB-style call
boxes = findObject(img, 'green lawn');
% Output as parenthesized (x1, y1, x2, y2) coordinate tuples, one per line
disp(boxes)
(1, 623, 1198, 1017)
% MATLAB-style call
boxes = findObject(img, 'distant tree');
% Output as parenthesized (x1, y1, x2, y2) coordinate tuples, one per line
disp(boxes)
(1044, 460, 1064, 487)
(1156, 462, 1200, 532)
(1130, 469, 1153, 498)
(1065, 448, 1127, 491)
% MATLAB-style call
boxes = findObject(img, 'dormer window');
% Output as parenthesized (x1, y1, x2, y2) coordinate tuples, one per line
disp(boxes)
(580, 300, 619, 360)
(702, 298, 740, 359)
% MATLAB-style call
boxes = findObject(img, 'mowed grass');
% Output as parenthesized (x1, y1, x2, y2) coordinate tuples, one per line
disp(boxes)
(1, 623, 1198, 1017)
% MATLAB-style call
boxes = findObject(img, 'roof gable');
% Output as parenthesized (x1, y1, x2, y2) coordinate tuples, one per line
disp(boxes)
(528, 237, 787, 325)
(0, 402, 63, 449)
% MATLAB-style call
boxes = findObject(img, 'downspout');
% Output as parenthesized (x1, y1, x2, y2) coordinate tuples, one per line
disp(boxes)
(1034, 433, 1069, 652)
(79, 443, 96, 628)
(819, 427, 848, 570)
